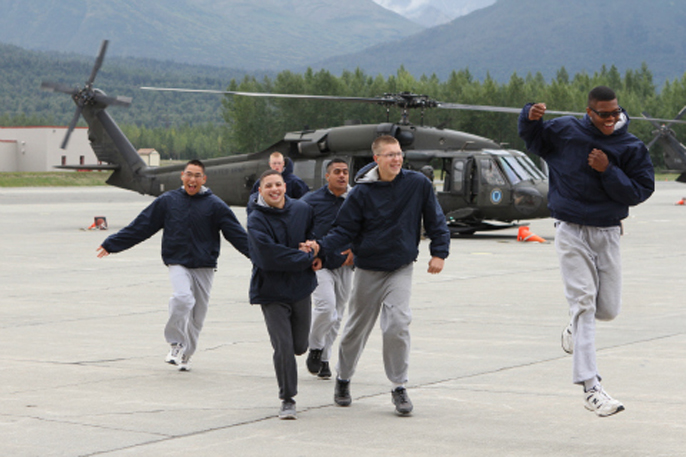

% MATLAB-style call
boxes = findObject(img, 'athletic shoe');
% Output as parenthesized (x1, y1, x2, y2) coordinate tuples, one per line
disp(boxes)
(165, 343, 185, 365)
(178, 353, 191, 372)
(279, 400, 297, 420)
(391, 387, 413, 416)
(334, 378, 351, 406)
(318, 361, 332, 379)
(561, 322, 573, 354)
(306, 349, 322, 375)
(584, 385, 625, 417)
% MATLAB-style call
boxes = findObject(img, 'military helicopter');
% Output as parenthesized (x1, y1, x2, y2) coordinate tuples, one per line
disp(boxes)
(642, 107, 686, 182)
(40, 41, 685, 235)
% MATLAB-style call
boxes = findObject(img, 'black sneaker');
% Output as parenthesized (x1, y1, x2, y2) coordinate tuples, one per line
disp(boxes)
(391, 387, 413, 416)
(318, 361, 332, 379)
(306, 349, 322, 375)
(334, 378, 351, 406)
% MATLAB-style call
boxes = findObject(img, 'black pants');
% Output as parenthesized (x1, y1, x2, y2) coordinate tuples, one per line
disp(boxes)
(261, 297, 311, 401)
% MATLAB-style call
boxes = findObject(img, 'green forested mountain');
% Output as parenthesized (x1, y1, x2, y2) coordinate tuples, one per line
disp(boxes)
(0, 0, 421, 72)
(316, 0, 686, 85)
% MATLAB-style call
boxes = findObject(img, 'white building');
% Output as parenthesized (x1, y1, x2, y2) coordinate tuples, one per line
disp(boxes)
(0, 126, 97, 172)
(137, 148, 160, 167)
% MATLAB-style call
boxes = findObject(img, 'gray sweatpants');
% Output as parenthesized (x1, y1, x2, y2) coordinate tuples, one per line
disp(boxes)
(309, 266, 354, 362)
(336, 263, 413, 385)
(165, 265, 215, 357)
(555, 221, 622, 385)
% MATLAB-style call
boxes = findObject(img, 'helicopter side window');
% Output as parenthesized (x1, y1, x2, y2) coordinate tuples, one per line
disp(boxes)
(294, 159, 317, 190)
(451, 159, 465, 192)
(479, 158, 506, 186)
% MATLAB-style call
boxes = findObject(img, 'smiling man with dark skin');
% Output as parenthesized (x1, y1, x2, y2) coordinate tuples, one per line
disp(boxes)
(519, 86, 654, 417)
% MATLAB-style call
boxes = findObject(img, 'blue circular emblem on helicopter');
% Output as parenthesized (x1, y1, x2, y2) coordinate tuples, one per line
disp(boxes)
(490, 188, 503, 204)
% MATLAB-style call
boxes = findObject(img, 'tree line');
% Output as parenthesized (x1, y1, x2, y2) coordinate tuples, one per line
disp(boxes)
(5, 60, 686, 168)
(222, 64, 686, 169)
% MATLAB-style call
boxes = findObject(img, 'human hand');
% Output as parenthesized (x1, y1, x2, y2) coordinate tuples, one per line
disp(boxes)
(312, 257, 323, 271)
(299, 242, 312, 253)
(428, 256, 444, 274)
(304, 240, 320, 257)
(528, 103, 547, 121)
(96, 246, 110, 258)
(588, 148, 609, 172)
(341, 248, 354, 266)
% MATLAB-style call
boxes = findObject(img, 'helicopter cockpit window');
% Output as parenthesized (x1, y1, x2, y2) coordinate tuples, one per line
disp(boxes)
(515, 155, 547, 180)
(479, 159, 506, 186)
(497, 156, 535, 184)
(452, 160, 464, 192)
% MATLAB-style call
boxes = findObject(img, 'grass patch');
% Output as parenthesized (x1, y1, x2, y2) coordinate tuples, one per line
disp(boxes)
(0, 169, 679, 187)
(0, 171, 112, 187)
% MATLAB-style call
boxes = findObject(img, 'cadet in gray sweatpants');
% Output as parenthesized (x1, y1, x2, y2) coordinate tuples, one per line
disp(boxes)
(519, 86, 654, 417)
(312, 135, 450, 416)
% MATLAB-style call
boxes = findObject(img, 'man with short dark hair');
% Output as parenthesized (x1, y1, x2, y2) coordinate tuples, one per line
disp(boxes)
(97, 159, 250, 371)
(307, 136, 450, 416)
(518, 86, 654, 417)
(247, 169, 319, 419)
(301, 158, 353, 379)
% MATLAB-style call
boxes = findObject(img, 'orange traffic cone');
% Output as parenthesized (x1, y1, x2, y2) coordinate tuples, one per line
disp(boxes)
(676, 198, 685, 206)
(517, 226, 546, 243)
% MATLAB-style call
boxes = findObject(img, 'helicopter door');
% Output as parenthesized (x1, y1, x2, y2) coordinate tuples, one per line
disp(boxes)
(475, 157, 510, 208)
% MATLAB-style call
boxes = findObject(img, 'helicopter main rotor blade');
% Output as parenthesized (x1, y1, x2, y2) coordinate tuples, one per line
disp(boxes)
(436, 102, 586, 117)
(665, 105, 686, 128)
(141, 86, 686, 125)
(140, 86, 384, 104)
(641, 111, 663, 129)
(87, 40, 109, 87)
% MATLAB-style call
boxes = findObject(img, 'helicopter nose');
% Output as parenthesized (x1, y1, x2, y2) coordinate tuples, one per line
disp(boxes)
(513, 186, 546, 216)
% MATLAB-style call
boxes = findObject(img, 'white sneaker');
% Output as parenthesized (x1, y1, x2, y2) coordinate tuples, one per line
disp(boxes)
(584, 385, 625, 417)
(561, 322, 573, 354)
(178, 353, 191, 372)
(165, 343, 185, 365)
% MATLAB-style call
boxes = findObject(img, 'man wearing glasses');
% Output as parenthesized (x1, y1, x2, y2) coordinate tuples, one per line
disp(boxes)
(518, 86, 654, 417)
(97, 160, 250, 371)
(305, 135, 450, 416)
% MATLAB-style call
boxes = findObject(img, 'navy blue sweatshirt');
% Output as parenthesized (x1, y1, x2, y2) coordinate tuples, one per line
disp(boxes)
(518, 104, 654, 226)
(101, 187, 249, 268)
(301, 185, 351, 270)
(247, 195, 317, 304)
(319, 165, 450, 272)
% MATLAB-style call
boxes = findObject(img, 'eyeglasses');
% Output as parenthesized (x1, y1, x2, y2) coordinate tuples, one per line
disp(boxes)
(376, 151, 404, 159)
(183, 172, 204, 179)
(589, 107, 623, 119)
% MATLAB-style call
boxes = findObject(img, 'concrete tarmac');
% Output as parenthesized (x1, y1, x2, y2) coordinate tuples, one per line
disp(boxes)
(1, 183, 685, 457)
